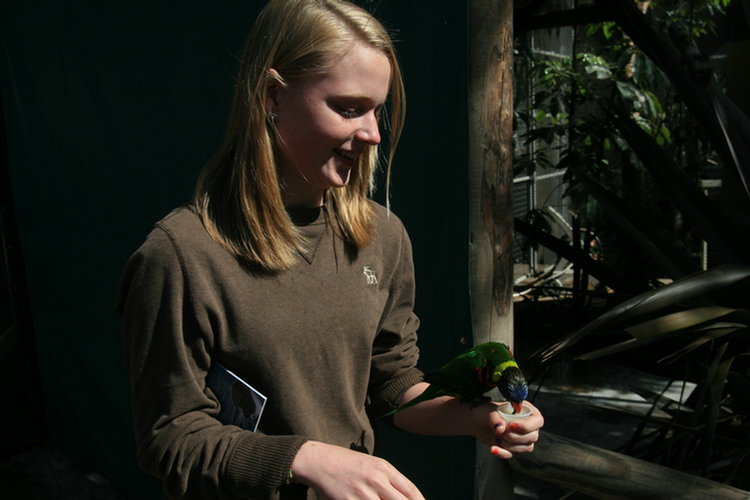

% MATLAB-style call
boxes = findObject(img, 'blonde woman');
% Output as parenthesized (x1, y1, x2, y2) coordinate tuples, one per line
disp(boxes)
(116, 1, 543, 499)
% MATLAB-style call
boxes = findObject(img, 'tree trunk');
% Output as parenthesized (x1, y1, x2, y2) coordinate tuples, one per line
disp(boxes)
(468, 0, 515, 498)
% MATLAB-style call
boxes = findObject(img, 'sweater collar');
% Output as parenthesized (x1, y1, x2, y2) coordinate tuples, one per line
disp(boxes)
(287, 206, 323, 226)
(288, 206, 328, 264)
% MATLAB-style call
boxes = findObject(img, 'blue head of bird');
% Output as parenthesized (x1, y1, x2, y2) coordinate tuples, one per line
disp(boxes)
(496, 365, 528, 414)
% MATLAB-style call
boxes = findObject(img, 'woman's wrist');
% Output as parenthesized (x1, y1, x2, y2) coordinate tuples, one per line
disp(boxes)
(290, 440, 323, 487)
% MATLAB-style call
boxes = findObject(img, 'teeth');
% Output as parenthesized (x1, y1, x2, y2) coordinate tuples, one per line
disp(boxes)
(338, 149, 358, 160)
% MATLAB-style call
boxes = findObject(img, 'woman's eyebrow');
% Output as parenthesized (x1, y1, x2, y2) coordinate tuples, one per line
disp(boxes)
(334, 94, 386, 107)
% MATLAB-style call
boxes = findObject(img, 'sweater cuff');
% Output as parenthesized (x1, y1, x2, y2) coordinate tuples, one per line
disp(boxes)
(372, 367, 424, 424)
(225, 433, 308, 498)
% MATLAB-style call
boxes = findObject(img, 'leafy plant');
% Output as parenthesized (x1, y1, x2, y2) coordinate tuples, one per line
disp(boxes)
(514, 0, 750, 288)
(514, 0, 750, 489)
(531, 265, 750, 486)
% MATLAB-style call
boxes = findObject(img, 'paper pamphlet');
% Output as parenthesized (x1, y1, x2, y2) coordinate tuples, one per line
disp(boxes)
(206, 362, 267, 432)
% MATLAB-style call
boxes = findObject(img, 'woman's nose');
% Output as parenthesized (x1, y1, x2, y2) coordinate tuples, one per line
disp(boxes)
(356, 112, 381, 146)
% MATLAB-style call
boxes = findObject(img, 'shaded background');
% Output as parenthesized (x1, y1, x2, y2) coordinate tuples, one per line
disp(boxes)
(0, 1, 474, 498)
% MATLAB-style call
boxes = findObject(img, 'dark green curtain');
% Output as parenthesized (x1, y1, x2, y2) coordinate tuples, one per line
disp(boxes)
(0, 1, 472, 498)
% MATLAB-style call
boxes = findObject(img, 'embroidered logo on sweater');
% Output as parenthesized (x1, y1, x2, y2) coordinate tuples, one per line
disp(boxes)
(363, 266, 378, 285)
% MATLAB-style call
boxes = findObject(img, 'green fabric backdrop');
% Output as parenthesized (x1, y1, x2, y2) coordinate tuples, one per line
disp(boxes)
(0, 1, 472, 498)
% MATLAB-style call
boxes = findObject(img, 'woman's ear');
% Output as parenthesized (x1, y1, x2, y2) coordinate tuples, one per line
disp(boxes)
(265, 68, 283, 116)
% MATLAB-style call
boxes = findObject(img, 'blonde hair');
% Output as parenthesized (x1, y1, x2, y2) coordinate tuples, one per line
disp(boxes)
(194, 0, 405, 271)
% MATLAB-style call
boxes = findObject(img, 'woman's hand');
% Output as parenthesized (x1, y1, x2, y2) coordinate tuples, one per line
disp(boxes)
(291, 441, 425, 500)
(392, 383, 544, 461)
(471, 400, 544, 459)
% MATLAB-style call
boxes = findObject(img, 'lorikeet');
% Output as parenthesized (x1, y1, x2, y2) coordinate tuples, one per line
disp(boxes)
(382, 342, 528, 417)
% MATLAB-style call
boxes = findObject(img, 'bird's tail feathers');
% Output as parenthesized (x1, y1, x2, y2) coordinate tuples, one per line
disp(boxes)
(380, 384, 443, 418)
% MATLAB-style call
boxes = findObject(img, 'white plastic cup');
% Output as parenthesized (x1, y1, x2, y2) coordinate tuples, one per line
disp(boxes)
(496, 401, 532, 422)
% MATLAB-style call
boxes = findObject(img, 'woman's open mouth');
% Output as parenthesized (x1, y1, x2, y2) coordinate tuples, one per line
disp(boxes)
(335, 149, 359, 161)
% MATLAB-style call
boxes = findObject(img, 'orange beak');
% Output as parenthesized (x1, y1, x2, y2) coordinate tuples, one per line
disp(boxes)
(511, 402, 523, 415)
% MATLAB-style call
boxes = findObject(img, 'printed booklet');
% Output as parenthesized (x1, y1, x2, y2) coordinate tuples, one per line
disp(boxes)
(206, 362, 267, 432)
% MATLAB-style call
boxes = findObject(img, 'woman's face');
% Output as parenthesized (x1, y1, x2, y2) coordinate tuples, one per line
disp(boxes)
(268, 41, 392, 208)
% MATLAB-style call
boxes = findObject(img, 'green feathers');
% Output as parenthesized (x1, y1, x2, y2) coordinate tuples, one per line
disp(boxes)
(382, 342, 528, 417)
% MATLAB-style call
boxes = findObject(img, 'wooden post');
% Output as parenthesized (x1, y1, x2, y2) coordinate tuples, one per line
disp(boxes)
(468, 0, 514, 499)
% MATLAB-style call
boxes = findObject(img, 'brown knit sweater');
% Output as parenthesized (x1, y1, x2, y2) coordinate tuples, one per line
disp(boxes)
(115, 202, 424, 500)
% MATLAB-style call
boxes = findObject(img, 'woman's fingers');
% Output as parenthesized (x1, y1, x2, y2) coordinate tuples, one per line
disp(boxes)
(293, 441, 425, 500)
(489, 400, 544, 458)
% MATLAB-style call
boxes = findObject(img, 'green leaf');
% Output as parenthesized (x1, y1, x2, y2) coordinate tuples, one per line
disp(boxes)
(534, 265, 750, 362)
(702, 345, 734, 475)
(513, 159, 536, 177)
(659, 324, 744, 363)
(629, 385, 696, 415)
(616, 81, 646, 104)
(625, 307, 735, 339)
(595, 0, 749, 201)
(585, 63, 612, 80)
(586, 23, 601, 37)
(549, 96, 560, 117)
(575, 307, 739, 361)
(726, 371, 750, 406)
(642, 89, 663, 117)
(533, 90, 550, 109)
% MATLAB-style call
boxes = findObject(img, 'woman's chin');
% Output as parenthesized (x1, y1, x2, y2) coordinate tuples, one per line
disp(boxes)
(325, 171, 352, 189)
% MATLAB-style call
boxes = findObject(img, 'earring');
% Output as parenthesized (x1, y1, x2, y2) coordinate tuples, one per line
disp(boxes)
(267, 111, 276, 123)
